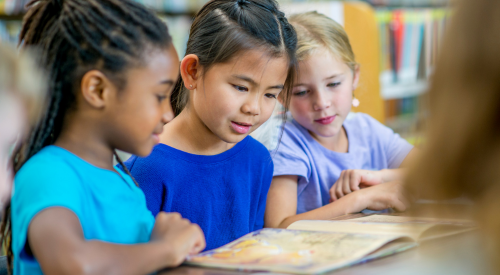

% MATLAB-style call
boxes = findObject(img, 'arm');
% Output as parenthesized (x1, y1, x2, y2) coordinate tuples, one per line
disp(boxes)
(29, 208, 205, 275)
(265, 175, 409, 229)
(330, 148, 419, 201)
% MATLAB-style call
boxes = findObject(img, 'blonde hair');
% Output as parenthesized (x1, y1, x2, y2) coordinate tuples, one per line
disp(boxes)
(0, 43, 46, 124)
(406, 0, 500, 269)
(289, 11, 358, 71)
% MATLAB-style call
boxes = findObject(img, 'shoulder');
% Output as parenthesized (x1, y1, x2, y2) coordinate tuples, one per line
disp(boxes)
(123, 145, 169, 173)
(273, 120, 311, 158)
(15, 146, 81, 187)
(244, 136, 271, 158)
(345, 113, 394, 138)
(346, 112, 385, 129)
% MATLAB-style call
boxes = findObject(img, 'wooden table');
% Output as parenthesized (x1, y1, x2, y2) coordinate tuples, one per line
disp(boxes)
(158, 202, 493, 275)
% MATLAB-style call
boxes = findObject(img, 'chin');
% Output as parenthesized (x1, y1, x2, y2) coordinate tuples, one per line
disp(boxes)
(220, 133, 248, 144)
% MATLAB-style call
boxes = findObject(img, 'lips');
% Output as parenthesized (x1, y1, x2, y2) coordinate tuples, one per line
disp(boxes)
(231, 121, 252, 134)
(314, 115, 336, 125)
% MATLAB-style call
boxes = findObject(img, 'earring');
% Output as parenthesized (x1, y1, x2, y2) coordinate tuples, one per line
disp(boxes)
(352, 97, 360, 107)
(189, 84, 193, 89)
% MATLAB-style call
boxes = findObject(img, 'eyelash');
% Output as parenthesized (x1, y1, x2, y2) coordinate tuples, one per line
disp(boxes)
(233, 85, 248, 92)
(294, 90, 308, 96)
(265, 93, 277, 99)
(327, 82, 341, 87)
(156, 95, 168, 103)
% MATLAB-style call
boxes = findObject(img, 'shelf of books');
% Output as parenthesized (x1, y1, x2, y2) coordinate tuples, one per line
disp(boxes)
(1, 0, 448, 142)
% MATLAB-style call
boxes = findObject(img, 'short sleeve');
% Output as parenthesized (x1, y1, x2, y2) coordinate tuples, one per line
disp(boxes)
(361, 114, 413, 168)
(271, 123, 312, 182)
(12, 158, 84, 261)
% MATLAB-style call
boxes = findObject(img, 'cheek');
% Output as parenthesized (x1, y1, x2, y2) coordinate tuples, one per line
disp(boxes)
(195, 84, 238, 121)
(259, 100, 276, 122)
(332, 89, 353, 112)
(290, 98, 312, 119)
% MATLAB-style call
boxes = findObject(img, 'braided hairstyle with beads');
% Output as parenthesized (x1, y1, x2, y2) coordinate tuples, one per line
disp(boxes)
(0, 0, 172, 267)
(171, 0, 297, 116)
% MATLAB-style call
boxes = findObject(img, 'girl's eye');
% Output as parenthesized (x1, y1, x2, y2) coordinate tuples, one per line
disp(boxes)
(156, 95, 168, 103)
(265, 93, 277, 99)
(233, 85, 248, 92)
(327, 82, 341, 88)
(293, 90, 308, 97)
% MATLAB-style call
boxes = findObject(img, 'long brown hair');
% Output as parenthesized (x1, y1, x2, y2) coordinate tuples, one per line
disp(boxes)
(406, 0, 500, 268)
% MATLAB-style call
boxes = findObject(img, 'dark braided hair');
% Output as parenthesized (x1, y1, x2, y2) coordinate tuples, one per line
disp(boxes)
(171, 0, 298, 117)
(1, 0, 172, 268)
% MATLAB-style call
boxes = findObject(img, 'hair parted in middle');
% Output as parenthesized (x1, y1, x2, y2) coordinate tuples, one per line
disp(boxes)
(289, 11, 358, 72)
(171, 0, 298, 116)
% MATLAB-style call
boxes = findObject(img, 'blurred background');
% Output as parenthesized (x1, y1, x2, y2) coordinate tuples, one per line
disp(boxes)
(0, 0, 451, 144)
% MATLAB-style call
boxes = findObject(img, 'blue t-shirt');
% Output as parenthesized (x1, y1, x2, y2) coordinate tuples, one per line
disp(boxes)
(122, 136, 273, 251)
(12, 146, 155, 275)
(272, 113, 413, 214)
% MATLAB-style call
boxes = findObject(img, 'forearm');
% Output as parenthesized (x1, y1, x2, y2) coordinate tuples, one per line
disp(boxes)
(379, 168, 406, 182)
(273, 194, 360, 229)
(63, 241, 174, 275)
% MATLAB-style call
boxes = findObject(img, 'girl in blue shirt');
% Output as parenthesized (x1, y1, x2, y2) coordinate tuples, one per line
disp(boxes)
(123, 0, 297, 250)
(266, 12, 416, 228)
(5, 0, 205, 274)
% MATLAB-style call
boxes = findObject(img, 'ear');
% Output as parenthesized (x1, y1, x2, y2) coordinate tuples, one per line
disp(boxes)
(80, 70, 115, 109)
(352, 65, 361, 91)
(180, 54, 200, 90)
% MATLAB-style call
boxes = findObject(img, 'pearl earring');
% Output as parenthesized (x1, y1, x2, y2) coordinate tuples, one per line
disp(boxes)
(189, 84, 193, 89)
(352, 97, 360, 107)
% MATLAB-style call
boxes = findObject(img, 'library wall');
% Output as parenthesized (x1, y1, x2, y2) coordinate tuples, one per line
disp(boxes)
(0, 0, 449, 143)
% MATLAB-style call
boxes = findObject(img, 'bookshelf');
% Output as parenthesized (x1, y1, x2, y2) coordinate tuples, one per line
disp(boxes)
(0, 0, 448, 140)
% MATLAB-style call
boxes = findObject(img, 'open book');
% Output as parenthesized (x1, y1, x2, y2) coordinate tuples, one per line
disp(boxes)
(185, 215, 475, 274)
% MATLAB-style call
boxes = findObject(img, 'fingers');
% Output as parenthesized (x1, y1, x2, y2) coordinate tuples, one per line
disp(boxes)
(189, 224, 206, 254)
(330, 173, 341, 202)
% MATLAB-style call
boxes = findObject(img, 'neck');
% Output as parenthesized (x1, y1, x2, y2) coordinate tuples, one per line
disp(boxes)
(160, 105, 234, 155)
(309, 126, 349, 153)
(54, 114, 115, 171)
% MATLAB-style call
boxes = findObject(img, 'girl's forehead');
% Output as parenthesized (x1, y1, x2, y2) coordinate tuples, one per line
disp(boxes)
(211, 49, 289, 79)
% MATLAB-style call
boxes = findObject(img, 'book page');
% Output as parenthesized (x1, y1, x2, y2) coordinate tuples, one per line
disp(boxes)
(287, 220, 435, 241)
(185, 228, 411, 274)
(346, 214, 475, 226)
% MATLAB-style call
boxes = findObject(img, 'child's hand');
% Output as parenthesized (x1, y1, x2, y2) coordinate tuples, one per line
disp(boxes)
(330, 169, 384, 202)
(348, 181, 410, 212)
(151, 212, 206, 266)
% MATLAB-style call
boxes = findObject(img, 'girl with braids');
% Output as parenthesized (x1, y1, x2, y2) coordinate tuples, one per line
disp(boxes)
(122, 0, 297, 250)
(8, 0, 205, 274)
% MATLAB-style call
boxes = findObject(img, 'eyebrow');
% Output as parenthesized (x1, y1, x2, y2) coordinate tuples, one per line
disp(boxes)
(323, 73, 343, 81)
(294, 73, 344, 87)
(233, 75, 284, 90)
(159, 80, 175, 85)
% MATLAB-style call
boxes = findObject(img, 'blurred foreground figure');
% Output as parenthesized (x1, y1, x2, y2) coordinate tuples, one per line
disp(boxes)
(406, 0, 500, 270)
(0, 43, 46, 209)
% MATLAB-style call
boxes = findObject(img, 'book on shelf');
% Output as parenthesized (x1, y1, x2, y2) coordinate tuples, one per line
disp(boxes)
(185, 214, 475, 274)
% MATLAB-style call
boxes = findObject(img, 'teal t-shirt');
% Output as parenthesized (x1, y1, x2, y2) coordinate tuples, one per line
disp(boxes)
(12, 146, 155, 275)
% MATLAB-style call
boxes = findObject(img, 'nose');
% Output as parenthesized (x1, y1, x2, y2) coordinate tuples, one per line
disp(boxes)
(312, 90, 331, 111)
(241, 93, 260, 116)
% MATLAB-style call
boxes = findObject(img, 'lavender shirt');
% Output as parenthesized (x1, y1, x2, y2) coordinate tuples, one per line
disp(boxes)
(272, 113, 413, 214)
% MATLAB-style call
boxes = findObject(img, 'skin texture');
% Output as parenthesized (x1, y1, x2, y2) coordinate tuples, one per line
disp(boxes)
(265, 47, 414, 229)
(160, 49, 288, 155)
(28, 46, 206, 275)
